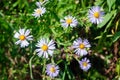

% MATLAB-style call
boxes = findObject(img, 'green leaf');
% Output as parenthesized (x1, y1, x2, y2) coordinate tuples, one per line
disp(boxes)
(116, 59, 120, 75)
(94, 0, 104, 6)
(112, 31, 120, 43)
(97, 10, 116, 28)
(107, 0, 116, 11)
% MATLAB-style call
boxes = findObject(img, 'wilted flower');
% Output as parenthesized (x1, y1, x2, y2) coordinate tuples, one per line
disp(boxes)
(79, 58, 91, 71)
(72, 38, 91, 56)
(88, 6, 104, 24)
(14, 29, 33, 48)
(35, 38, 56, 58)
(60, 15, 78, 28)
(32, 7, 46, 18)
(46, 63, 59, 78)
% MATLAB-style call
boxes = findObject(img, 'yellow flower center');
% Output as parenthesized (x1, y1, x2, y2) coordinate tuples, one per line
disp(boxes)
(19, 35, 26, 40)
(66, 18, 72, 24)
(82, 62, 88, 67)
(50, 67, 56, 73)
(79, 43, 85, 49)
(41, 44, 48, 51)
(93, 12, 100, 18)
(36, 9, 42, 14)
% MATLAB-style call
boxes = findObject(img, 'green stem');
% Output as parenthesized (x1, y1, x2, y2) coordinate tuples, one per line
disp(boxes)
(81, 0, 85, 9)
(51, 57, 54, 64)
(74, 56, 80, 62)
(42, 59, 46, 80)
(29, 52, 36, 80)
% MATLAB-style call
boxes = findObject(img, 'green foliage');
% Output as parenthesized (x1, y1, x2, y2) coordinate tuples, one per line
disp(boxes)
(107, 0, 116, 11)
(112, 31, 120, 43)
(97, 10, 116, 28)
(0, 0, 120, 80)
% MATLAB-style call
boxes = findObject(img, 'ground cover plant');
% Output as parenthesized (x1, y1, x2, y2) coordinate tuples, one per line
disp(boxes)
(0, 0, 120, 80)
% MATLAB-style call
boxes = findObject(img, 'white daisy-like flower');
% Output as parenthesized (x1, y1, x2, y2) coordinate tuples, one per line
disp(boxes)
(46, 63, 59, 78)
(14, 29, 33, 48)
(79, 58, 91, 71)
(88, 6, 104, 24)
(72, 38, 91, 56)
(32, 7, 46, 18)
(35, 38, 56, 58)
(60, 15, 78, 28)
(35, 0, 48, 7)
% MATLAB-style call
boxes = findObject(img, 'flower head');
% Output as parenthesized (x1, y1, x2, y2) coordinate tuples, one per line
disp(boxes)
(79, 58, 91, 71)
(60, 15, 78, 28)
(32, 7, 46, 18)
(14, 29, 33, 48)
(35, 38, 56, 58)
(88, 6, 104, 24)
(72, 38, 91, 56)
(35, 0, 48, 7)
(46, 63, 59, 78)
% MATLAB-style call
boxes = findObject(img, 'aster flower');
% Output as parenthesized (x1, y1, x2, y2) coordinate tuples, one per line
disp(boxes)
(35, 1, 42, 7)
(32, 7, 46, 18)
(46, 63, 59, 78)
(14, 29, 33, 48)
(72, 38, 91, 56)
(60, 15, 78, 28)
(79, 58, 91, 71)
(35, 0, 48, 7)
(35, 38, 56, 58)
(88, 6, 104, 24)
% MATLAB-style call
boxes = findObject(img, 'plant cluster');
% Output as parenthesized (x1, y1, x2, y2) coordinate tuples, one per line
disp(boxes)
(0, 0, 120, 80)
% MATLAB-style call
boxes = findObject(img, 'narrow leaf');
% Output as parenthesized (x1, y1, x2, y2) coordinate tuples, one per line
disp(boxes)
(107, 0, 116, 11)
(112, 31, 120, 43)
(97, 10, 116, 28)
